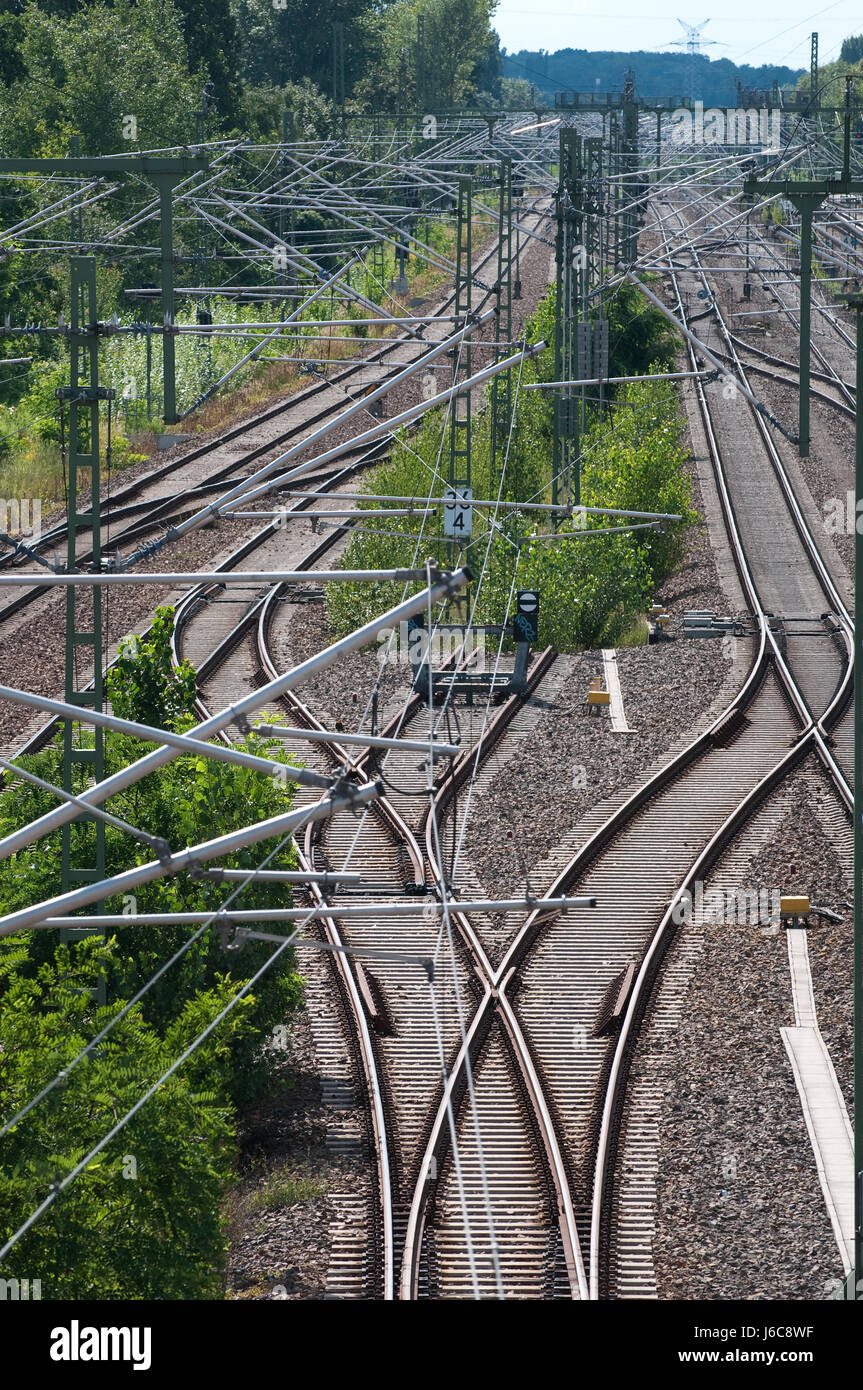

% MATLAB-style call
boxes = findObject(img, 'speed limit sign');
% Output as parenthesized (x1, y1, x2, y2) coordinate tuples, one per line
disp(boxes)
(443, 486, 473, 540)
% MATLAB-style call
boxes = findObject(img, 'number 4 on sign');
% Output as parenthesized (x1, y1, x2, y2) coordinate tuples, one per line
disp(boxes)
(443, 487, 472, 540)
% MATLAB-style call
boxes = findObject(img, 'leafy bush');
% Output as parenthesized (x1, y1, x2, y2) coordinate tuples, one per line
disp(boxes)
(326, 284, 695, 651)
(0, 613, 307, 1296)
(582, 370, 696, 583)
(107, 606, 197, 731)
(0, 719, 304, 1108)
(0, 937, 248, 1299)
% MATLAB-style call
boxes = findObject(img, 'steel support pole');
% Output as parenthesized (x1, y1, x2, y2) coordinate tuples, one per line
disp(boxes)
(849, 293, 863, 1299)
(60, 258, 106, 997)
(491, 157, 512, 481)
(789, 193, 826, 457)
(449, 175, 472, 491)
(155, 175, 180, 424)
(416, 13, 425, 116)
(332, 21, 346, 139)
(622, 75, 638, 264)
(844, 75, 853, 185)
(855, 307, 863, 1300)
(553, 130, 581, 510)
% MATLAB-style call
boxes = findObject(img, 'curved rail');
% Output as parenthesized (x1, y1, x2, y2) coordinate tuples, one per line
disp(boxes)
(588, 188, 856, 1297)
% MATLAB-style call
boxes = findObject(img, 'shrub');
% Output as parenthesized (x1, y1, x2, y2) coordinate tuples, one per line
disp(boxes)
(0, 937, 249, 1298)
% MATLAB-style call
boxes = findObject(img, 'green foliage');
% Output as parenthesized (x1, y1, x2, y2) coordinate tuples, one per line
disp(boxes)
(8, 362, 65, 445)
(0, 0, 201, 156)
(0, 938, 245, 1298)
(106, 606, 197, 731)
(581, 371, 696, 582)
(0, 624, 307, 1295)
(501, 48, 803, 106)
(172, 0, 241, 125)
(0, 12, 26, 86)
(605, 279, 680, 381)
(326, 284, 695, 652)
(356, 0, 499, 111)
(245, 1169, 326, 1213)
(500, 77, 533, 109)
(793, 41, 863, 105)
(840, 35, 863, 66)
(236, 0, 377, 94)
(0, 720, 304, 1107)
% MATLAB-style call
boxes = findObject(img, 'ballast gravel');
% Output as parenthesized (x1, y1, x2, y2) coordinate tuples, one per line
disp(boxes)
(460, 470, 743, 900)
(652, 764, 852, 1300)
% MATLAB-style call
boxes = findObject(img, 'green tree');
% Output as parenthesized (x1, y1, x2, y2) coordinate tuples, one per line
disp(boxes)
(605, 279, 679, 382)
(582, 372, 696, 582)
(106, 606, 197, 731)
(500, 76, 532, 109)
(0, 11, 25, 85)
(0, 0, 200, 156)
(173, 0, 241, 126)
(356, 0, 498, 111)
(0, 722, 304, 1106)
(0, 937, 250, 1298)
(325, 284, 695, 650)
(235, 0, 377, 93)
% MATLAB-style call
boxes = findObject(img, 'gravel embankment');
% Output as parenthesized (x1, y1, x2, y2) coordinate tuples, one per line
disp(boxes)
(746, 768, 853, 1114)
(270, 597, 414, 732)
(225, 1007, 357, 1301)
(460, 463, 745, 899)
(652, 764, 852, 1300)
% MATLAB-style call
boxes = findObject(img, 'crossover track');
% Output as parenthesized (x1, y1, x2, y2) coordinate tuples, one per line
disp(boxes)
(180, 182, 855, 1301)
(172, 469, 576, 1297)
(8, 161, 856, 1301)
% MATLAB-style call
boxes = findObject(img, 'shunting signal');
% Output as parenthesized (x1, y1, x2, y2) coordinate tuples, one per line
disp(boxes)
(513, 590, 539, 643)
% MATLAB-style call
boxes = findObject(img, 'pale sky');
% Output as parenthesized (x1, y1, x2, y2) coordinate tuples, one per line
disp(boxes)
(494, 0, 860, 71)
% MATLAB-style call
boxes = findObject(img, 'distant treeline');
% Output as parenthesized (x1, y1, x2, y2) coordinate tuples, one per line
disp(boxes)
(501, 49, 804, 106)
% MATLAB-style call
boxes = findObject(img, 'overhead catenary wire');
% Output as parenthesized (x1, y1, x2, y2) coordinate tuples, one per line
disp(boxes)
(0, 569, 470, 865)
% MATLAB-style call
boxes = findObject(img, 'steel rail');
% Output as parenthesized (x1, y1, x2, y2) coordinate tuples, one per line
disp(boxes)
(0, 194, 548, 588)
(587, 187, 856, 1298)
(399, 647, 590, 1301)
(662, 193, 854, 750)
(171, 547, 399, 1300)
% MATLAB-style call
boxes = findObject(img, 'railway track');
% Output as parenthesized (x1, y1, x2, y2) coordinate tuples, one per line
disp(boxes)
(396, 187, 856, 1300)
(0, 191, 552, 758)
(6, 152, 855, 1301)
(175, 179, 855, 1302)
(586, 189, 855, 1297)
(165, 453, 579, 1297)
(698, 192, 859, 413)
(306, 170, 855, 1300)
(0, 191, 551, 627)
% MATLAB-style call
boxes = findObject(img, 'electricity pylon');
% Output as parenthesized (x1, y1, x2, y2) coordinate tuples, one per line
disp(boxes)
(665, 19, 721, 104)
